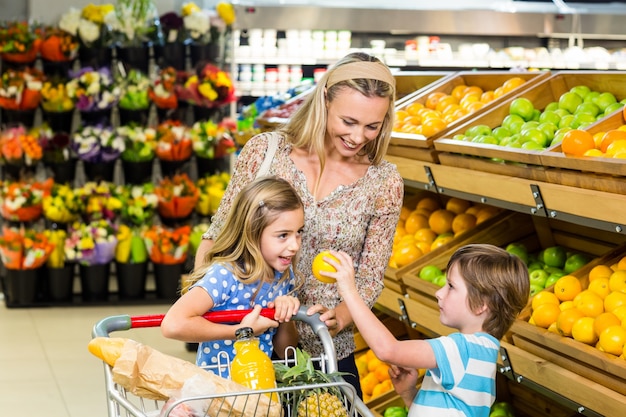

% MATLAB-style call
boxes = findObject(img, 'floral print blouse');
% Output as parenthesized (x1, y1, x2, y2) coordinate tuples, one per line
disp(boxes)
(203, 132, 403, 360)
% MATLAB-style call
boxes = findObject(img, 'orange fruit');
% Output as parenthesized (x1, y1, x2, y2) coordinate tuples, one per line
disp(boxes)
(312, 251, 340, 283)
(561, 129, 595, 157)
(436, 96, 458, 113)
(459, 93, 481, 110)
(451, 85, 469, 101)
(612, 305, 626, 321)
(452, 213, 477, 235)
(445, 197, 471, 214)
(430, 234, 454, 251)
(480, 90, 495, 103)
(598, 325, 626, 356)
(571, 316, 598, 345)
(414, 228, 438, 244)
(606, 139, 626, 157)
(588, 277, 610, 299)
(592, 131, 606, 148)
(560, 300, 575, 311)
(553, 275, 582, 302)
(463, 85, 484, 97)
(393, 244, 423, 268)
(501, 77, 526, 93)
(593, 312, 621, 337)
(367, 356, 384, 373)
(406, 102, 425, 116)
(618, 256, 626, 270)
(599, 129, 626, 153)
(609, 270, 626, 293)
(417, 196, 441, 212)
(365, 348, 377, 362)
(421, 117, 448, 137)
(428, 209, 455, 235)
(416, 240, 432, 255)
(425, 92, 448, 110)
(465, 101, 486, 113)
(404, 212, 429, 234)
(588, 264, 614, 282)
(556, 308, 585, 337)
(531, 303, 561, 329)
(604, 291, 626, 313)
(475, 206, 500, 224)
(572, 290, 604, 318)
(360, 372, 380, 395)
(399, 206, 412, 222)
(395, 109, 409, 122)
(531, 290, 560, 311)
(374, 363, 391, 382)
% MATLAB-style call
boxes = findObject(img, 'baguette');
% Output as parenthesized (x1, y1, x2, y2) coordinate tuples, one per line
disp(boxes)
(87, 337, 127, 367)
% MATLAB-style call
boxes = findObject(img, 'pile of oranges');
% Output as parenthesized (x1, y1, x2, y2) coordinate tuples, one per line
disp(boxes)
(528, 259, 626, 358)
(389, 195, 502, 269)
(393, 77, 527, 137)
(561, 108, 626, 158)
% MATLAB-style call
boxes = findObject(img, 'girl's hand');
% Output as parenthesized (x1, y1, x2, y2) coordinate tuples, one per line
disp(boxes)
(269, 295, 300, 322)
(240, 305, 279, 335)
(322, 250, 358, 297)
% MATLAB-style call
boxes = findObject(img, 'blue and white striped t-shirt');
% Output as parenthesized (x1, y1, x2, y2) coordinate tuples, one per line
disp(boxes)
(409, 332, 499, 417)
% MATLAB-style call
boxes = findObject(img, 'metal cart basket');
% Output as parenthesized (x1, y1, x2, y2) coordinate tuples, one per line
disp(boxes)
(92, 306, 375, 417)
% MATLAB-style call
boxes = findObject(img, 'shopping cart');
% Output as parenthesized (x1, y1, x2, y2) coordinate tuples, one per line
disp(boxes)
(92, 306, 375, 417)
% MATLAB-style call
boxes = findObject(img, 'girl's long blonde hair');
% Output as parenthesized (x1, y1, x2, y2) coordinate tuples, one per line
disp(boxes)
(277, 52, 396, 177)
(184, 177, 304, 296)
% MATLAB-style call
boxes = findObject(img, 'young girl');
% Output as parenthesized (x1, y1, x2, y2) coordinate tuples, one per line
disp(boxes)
(161, 177, 304, 376)
(328, 243, 530, 417)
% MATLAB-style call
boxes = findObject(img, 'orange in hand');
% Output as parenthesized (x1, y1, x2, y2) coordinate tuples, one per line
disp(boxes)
(312, 251, 339, 283)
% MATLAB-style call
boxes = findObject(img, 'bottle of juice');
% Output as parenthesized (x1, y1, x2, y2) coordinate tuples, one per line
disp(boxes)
(231, 327, 278, 402)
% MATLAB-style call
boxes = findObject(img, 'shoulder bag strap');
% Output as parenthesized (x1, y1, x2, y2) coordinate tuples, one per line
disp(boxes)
(256, 132, 279, 179)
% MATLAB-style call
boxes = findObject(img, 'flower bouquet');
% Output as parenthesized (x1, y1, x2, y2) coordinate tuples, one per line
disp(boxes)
(71, 125, 124, 181)
(65, 219, 117, 301)
(39, 26, 79, 79)
(190, 118, 236, 176)
(59, 4, 115, 68)
(195, 172, 229, 217)
(183, 2, 236, 67)
(42, 183, 83, 225)
(43, 228, 75, 302)
(153, 10, 189, 70)
(117, 124, 157, 183)
(0, 68, 45, 127)
(115, 183, 158, 226)
(155, 120, 192, 176)
(0, 227, 55, 270)
(189, 221, 210, 255)
(144, 224, 191, 264)
(0, 178, 54, 223)
(0, 126, 43, 180)
(154, 173, 199, 220)
(117, 68, 151, 125)
(67, 66, 120, 126)
(176, 63, 236, 119)
(40, 80, 76, 133)
(0, 21, 41, 66)
(149, 67, 181, 121)
(35, 128, 77, 183)
(114, 223, 149, 298)
(75, 181, 123, 222)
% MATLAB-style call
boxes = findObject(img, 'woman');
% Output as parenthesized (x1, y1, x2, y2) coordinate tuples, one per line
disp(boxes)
(195, 52, 403, 396)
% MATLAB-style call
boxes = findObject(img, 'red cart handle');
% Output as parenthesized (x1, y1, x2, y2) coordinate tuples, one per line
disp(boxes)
(129, 308, 276, 328)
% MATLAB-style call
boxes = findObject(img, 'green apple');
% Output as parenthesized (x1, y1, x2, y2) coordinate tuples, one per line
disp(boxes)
(584, 91, 601, 104)
(538, 122, 558, 141)
(490, 401, 515, 417)
(453, 134, 466, 141)
(529, 283, 544, 297)
(574, 102, 600, 117)
(573, 112, 598, 129)
(538, 110, 561, 126)
(492, 126, 512, 141)
(521, 140, 544, 151)
(558, 114, 576, 130)
(506, 242, 528, 264)
(564, 253, 589, 274)
(509, 97, 535, 122)
(544, 101, 559, 112)
(545, 272, 564, 288)
(527, 261, 544, 272)
(558, 92, 583, 114)
(502, 114, 525, 133)
(466, 124, 492, 138)
(570, 85, 591, 99)
(522, 128, 549, 147)
(593, 92, 617, 112)
(603, 102, 624, 116)
(419, 265, 444, 282)
(432, 274, 447, 287)
(529, 269, 549, 288)
(542, 246, 567, 268)
(473, 135, 499, 145)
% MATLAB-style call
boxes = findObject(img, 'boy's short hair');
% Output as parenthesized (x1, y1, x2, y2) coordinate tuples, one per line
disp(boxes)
(447, 244, 529, 340)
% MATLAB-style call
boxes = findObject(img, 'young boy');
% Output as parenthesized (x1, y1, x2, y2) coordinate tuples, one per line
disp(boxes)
(326, 243, 529, 417)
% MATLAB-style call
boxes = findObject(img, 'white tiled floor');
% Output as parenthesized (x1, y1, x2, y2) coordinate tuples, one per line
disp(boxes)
(0, 295, 195, 417)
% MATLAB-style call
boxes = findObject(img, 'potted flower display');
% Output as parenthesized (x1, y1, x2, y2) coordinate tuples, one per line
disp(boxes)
(114, 224, 149, 299)
(154, 173, 198, 224)
(0, 179, 53, 225)
(0, 126, 44, 181)
(40, 80, 76, 134)
(0, 21, 41, 68)
(36, 128, 76, 184)
(75, 180, 122, 222)
(71, 125, 124, 181)
(0, 227, 55, 306)
(0, 68, 45, 128)
(154, 10, 188, 70)
(38, 26, 79, 79)
(149, 66, 183, 122)
(59, 4, 115, 69)
(108, 0, 162, 73)
(115, 183, 158, 226)
(66, 66, 120, 126)
(190, 118, 236, 177)
(143, 223, 191, 300)
(117, 68, 151, 125)
(65, 219, 117, 301)
(42, 182, 83, 229)
(155, 119, 192, 177)
(117, 124, 157, 184)
(195, 172, 229, 219)
(183, 1, 235, 68)
(43, 228, 76, 303)
(176, 63, 236, 122)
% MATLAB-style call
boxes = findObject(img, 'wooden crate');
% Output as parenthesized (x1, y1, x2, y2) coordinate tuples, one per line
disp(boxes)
(510, 243, 626, 396)
(394, 71, 454, 106)
(390, 71, 550, 150)
(368, 392, 407, 417)
(433, 71, 626, 166)
(436, 152, 549, 182)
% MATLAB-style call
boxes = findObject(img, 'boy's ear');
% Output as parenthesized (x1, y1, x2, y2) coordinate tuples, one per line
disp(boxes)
(475, 303, 488, 316)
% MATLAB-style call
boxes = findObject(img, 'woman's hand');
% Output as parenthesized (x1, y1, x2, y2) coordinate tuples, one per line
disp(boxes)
(269, 295, 300, 322)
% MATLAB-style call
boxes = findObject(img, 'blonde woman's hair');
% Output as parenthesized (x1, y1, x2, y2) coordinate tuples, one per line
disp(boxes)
(277, 52, 396, 173)
(184, 177, 304, 296)
(447, 244, 530, 340)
